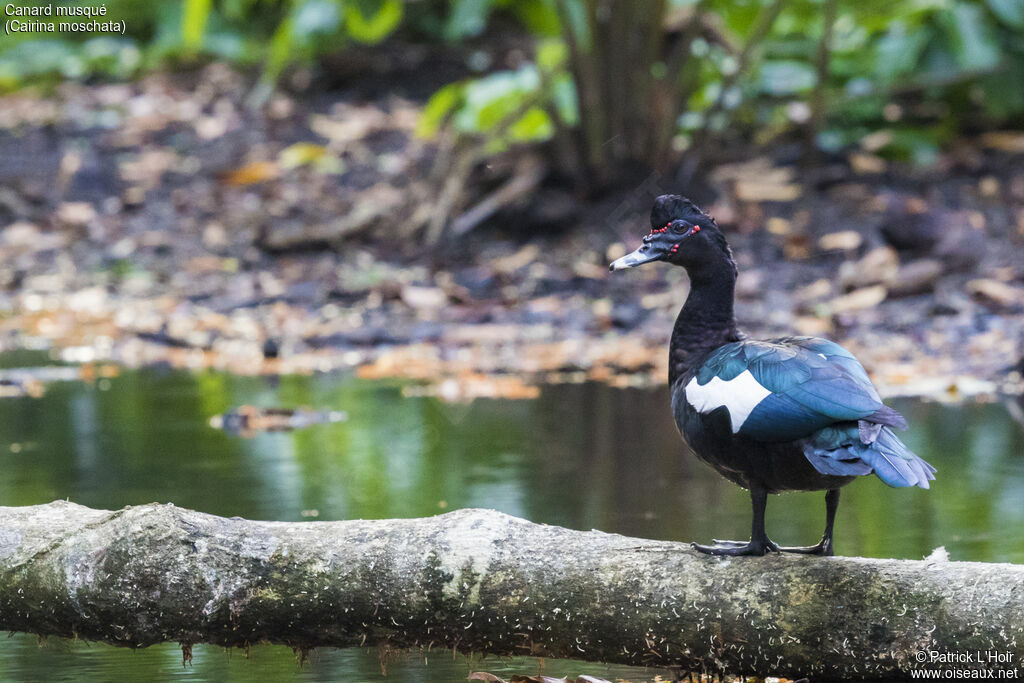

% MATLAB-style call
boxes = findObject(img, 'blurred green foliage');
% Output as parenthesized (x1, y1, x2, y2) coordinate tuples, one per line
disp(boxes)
(417, 39, 575, 153)
(0, 0, 409, 88)
(1, 0, 1022, 167)
(428, 0, 1024, 169)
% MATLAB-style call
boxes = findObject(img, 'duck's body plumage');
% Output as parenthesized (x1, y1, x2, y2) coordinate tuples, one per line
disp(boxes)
(610, 194, 935, 556)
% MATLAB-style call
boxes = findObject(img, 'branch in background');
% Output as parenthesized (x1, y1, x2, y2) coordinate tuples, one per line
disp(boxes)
(806, 0, 838, 163)
(450, 158, 546, 237)
(632, 0, 670, 165)
(556, 0, 610, 186)
(2, 502, 1022, 680)
(424, 146, 480, 244)
(536, 50, 584, 184)
(734, 0, 787, 76)
(601, 0, 666, 167)
(653, 0, 713, 169)
(682, 0, 786, 182)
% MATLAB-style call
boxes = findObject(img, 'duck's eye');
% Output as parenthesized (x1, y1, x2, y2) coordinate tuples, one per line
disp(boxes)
(672, 221, 687, 233)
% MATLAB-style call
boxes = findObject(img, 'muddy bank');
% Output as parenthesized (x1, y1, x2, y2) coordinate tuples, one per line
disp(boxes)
(1, 64, 1022, 402)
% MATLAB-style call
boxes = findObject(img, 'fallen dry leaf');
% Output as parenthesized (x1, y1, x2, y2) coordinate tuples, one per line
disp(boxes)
(278, 142, 343, 173)
(220, 160, 279, 186)
(712, 158, 802, 202)
(860, 130, 893, 152)
(734, 180, 802, 202)
(849, 151, 886, 175)
(401, 285, 448, 310)
(783, 234, 811, 260)
(792, 315, 833, 336)
(889, 259, 943, 297)
(492, 244, 540, 274)
(766, 217, 791, 235)
(55, 202, 97, 226)
(978, 176, 1000, 197)
(829, 285, 888, 314)
(279, 142, 328, 168)
(468, 673, 506, 683)
(839, 246, 899, 290)
(403, 375, 541, 403)
(819, 230, 863, 251)
(796, 278, 833, 303)
(980, 131, 1024, 153)
(966, 279, 1024, 308)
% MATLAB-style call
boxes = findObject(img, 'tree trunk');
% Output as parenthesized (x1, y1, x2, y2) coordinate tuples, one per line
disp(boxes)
(558, 0, 671, 189)
(1, 502, 1022, 680)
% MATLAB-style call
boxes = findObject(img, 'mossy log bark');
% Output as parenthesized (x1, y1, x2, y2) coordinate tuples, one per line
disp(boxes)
(2, 502, 1022, 680)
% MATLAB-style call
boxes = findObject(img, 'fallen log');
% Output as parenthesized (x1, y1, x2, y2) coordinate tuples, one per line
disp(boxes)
(1, 501, 1021, 680)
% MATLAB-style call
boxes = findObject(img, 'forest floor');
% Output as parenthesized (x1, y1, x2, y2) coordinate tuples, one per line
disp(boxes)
(1, 62, 1023, 404)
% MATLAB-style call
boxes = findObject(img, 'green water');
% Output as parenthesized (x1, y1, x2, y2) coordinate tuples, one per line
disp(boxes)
(1, 361, 1022, 681)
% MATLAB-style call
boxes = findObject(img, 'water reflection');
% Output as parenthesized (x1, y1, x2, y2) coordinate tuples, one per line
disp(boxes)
(1, 364, 1022, 680)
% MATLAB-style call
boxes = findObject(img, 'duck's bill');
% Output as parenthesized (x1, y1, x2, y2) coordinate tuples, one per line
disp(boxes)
(609, 246, 661, 271)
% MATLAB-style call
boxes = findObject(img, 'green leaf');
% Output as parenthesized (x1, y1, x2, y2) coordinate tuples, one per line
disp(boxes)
(757, 60, 817, 95)
(346, 0, 403, 44)
(873, 22, 931, 82)
(0, 39, 77, 79)
(873, 128, 942, 166)
(552, 73, 579, 126)
(559, 0, 590, 51)
(941, 2, 1001, 71)
(182, 0, 213, 52)
(293, 0, 342, 38)
(510, 0, 561, 37)
(81, 38, 142, 78)
(203, 32, 249, 61)
(264, 16, 295, 82)
(507, 106, 554, 142)
(444, 0, 496, 40)
(417, 82, 465, 138)
(223, 0, 260, 22)
(0, 62, 19, 92)
(714, 0, 762, 42)
(473, 93, 526, 131)
(987, 0, 1024, 28)
(536, 39, 567, 72)
(975, 71, 1024, 118)
(454, 66, 542, 133)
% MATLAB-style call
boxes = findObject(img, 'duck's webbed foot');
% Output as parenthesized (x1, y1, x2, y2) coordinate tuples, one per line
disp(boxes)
(692, 537, 780, 556)
(776, 537, 833, 556)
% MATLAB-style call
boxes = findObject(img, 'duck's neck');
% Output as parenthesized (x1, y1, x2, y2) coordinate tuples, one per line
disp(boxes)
(669, 265, 742, 387)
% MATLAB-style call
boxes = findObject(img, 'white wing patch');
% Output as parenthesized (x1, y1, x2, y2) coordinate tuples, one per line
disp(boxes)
(685, 370, 772, 433)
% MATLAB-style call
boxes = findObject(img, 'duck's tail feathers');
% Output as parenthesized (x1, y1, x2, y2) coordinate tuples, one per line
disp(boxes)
(802, 424, 936, 488)
(866, 404, 908, 430)
(860, 427, 936, 489)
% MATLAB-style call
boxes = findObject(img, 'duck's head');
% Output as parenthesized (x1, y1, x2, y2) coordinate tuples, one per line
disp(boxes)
(609, 195, 731, 274)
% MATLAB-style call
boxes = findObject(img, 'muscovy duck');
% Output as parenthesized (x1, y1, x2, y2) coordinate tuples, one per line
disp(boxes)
(609, 195, 935, 556)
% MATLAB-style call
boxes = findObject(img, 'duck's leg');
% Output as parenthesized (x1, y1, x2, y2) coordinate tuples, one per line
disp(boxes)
(777, 488, 839, 556)
(692, 487, 779, 556)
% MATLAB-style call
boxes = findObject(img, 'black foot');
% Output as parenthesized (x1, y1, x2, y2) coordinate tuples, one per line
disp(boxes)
(692, 538, 780, 556)
(777, 538, 834, 556)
